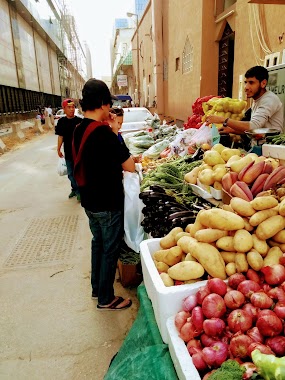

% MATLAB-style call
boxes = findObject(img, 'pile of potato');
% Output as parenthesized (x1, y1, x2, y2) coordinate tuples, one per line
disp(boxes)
(153, 195, 285, 287)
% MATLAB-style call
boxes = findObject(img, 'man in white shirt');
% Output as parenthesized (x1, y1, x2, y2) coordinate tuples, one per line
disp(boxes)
(206, 66, 284, 133)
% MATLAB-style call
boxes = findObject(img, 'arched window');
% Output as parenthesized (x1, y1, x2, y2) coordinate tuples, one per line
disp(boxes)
(182, 37, 193, 74)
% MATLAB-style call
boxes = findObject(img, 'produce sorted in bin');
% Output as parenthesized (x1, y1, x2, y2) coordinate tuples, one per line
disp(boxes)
(150, 194, 285, 286)
(174, 272, 285, 379)
(202, 97, 247, 128)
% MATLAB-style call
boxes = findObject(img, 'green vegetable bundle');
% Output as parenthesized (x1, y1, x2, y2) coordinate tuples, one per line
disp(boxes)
(252, 349, 285, 380)
(266, 134, 285, 145)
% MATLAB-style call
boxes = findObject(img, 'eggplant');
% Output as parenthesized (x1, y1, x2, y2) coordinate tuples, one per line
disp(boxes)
(148, 192, 174, 200)
(180, 216, 196, 225)
(168, 210, 197, 220)
(191, 203, 205, 211)
(139, 190, 153, 199)
(149, 185, 166, 194)
(164, 201, 189, 210)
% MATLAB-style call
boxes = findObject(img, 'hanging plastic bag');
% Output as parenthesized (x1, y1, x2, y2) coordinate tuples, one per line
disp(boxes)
(57, 157, 67, 176)
(190, 123, 212, 146)
(123, 171, 145, 253)
(211, 124, 220, 146)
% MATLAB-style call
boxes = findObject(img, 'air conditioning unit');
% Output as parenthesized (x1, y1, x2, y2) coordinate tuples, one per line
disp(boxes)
(264, 52, 281, 68)
(282, 49, 285, 64)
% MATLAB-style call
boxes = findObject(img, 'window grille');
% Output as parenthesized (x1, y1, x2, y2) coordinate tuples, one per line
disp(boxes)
(182, 37, 193, 74)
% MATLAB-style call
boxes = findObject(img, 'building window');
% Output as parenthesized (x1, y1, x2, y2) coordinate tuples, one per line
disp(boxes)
(216, 0, 237, 15)
(175, 57, 180, 71)
(149, 74, 151, 83)
(182, 37, 193, 74)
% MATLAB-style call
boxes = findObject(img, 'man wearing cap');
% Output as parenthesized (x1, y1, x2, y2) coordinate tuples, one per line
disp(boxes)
(73, 78, 135, 311)
(55, 99, 81, 201)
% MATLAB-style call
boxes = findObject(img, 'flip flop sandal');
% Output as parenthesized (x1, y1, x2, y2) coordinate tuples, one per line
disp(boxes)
(97, 296, 132, 311)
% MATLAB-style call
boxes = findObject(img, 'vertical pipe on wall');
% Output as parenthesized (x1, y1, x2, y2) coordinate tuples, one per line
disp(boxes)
(151, 0, 164, 115)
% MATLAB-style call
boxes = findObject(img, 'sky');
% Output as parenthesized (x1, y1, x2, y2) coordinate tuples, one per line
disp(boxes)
(70, 0, 135, 79)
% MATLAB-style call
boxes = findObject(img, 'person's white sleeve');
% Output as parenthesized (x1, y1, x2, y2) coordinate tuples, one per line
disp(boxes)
(249, 100, 280, 130)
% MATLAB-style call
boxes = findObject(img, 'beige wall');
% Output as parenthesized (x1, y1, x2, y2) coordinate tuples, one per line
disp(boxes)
(165, 0, 204, 120)
(17, 15, 39, 91)
(0, 0, 18, 87)
(34, 32, 52, 94)
(50, 49, 61, 96)
(138, 9, 153, 107)
(138, 0, 285, 122)
(0, 0, 62, 96)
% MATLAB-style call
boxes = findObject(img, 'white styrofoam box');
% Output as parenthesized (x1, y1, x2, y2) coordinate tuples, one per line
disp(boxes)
(262, 144, 285, 160)
(167, 315, 200, 380)
(189, 184, 212, 199)
(197, 178, 211, 194)
(210, 186, 222, 200)
(140, 238, 207, 343)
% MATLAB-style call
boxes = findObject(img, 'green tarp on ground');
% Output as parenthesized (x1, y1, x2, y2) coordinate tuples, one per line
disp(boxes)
(104, 284, 178, 380)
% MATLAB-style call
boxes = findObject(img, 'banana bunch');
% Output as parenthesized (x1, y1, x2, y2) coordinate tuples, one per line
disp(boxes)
(202, 97, 247, 127)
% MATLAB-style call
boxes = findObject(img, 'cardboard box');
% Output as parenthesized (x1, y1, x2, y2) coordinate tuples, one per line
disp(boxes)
(118, 259, 143, 287)
(140, 238, 207, 343)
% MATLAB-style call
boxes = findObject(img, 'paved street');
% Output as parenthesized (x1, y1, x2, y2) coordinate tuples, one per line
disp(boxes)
(0, 131, 139, 380)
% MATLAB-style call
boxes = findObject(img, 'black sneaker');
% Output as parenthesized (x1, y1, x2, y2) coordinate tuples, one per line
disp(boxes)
(92, 292, 98, 300)
(68, 190, 77, 198)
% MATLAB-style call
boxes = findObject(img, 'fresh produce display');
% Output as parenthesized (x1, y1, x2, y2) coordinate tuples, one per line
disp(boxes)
(266, 133, 285, 145)
(140, 155, 203, 192)
(174, 271, 285, 379)
(184, 95, 219, 129)
(202, 97, 247, 128)
(222, 160, 284, 200)
(140, 186, 212, 237)
(150, 194, 285, 286)
(184, 144, 244, 195)
(183, 143, 283, 201)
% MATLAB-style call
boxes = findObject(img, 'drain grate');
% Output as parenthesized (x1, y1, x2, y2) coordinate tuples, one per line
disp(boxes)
(3, 215, 79, 268)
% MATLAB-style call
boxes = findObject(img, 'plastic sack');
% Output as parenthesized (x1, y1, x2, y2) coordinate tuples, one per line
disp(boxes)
(142, 139, 170, 160)
(211, 124, 220, 145)
(123, 171, 145, 253)
(190, 123, 212, 146)
(57, 157, 67, 176)
(169, 128, 197, 156)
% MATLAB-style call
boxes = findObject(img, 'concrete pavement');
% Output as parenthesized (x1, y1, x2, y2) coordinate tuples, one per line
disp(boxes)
(0, 131, 139, 380)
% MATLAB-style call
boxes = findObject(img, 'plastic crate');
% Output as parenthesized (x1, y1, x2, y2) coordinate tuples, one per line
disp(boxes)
(166, 315, 201, 380)
(140, 238, 207, 343)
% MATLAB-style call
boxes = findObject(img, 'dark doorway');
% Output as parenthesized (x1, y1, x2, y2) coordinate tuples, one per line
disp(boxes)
(218, 23, 235, 97)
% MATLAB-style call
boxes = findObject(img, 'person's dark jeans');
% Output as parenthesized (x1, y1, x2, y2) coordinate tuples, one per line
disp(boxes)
(85, 209, 124, 305)
(65, 158, 79, 193)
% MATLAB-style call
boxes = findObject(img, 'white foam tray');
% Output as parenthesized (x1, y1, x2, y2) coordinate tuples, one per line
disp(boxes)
(140, 238, 207, 343)
(167, 315, 201, 380)
(262, 144, 285, 160)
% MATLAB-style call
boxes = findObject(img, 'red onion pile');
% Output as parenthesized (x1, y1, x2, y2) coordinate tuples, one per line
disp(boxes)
(175, 267, 285, 377)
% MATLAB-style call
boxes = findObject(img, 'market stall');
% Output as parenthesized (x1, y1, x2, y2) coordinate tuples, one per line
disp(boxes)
(113, 96, 285, 380)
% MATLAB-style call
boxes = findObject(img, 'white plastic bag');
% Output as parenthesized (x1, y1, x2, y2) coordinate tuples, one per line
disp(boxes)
(57, 157, 67, 176)
(123, 171, 145, 253)
(190, 123, 212, 146)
